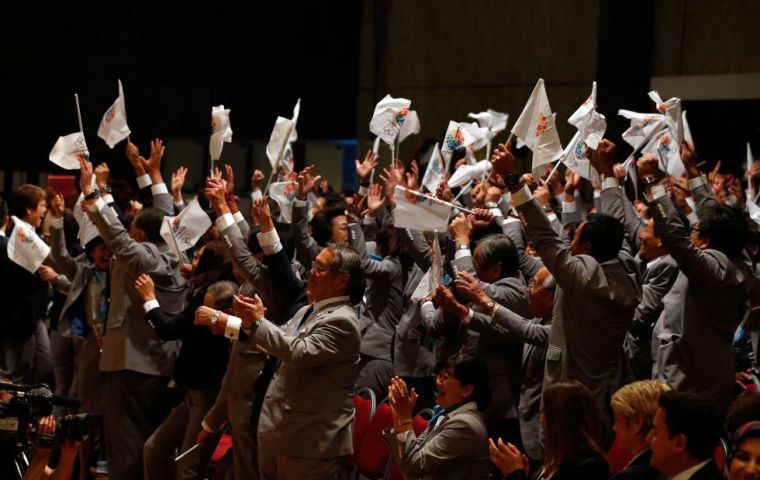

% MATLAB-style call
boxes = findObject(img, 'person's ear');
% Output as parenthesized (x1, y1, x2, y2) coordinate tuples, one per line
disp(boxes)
(673, 433, 689, 454)
(461, 384, 474, 402)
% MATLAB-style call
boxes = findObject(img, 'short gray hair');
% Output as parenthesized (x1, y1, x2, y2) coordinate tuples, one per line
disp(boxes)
(327, 243, 366, 304)
(541, 272, 557, 292)
(207, 280, 239, 310)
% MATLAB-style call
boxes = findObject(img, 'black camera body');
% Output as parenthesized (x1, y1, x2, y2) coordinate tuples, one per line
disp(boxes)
(0, 382, 88, 450)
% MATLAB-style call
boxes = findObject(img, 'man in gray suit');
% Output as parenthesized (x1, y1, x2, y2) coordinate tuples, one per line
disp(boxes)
(490, 139, 641, 420)
(221, 243, 365, 479)
(80, 142, 190, 480)
(647, 143, 756, 412)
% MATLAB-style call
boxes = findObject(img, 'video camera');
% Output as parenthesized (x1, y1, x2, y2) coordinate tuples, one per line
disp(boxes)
(0, 382, 92, 449)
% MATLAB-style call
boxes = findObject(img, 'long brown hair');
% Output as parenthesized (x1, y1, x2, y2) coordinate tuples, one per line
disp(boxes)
(542, 382, 605, 476)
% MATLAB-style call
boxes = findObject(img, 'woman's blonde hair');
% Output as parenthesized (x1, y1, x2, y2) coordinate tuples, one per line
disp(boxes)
(611, 380, 671, 434)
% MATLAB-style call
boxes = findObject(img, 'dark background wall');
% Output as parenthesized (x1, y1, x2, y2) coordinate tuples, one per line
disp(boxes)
(2, 1, 760, 192)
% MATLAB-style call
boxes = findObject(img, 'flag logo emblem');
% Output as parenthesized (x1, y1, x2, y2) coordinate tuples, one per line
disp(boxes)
(535, 114, 548, 138)
(103, 106, 116, 124)
(444, 128, 465, 151)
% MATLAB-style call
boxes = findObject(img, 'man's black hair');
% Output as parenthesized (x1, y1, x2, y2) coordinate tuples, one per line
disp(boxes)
(659, 391, 722, 461)
(579, 213, 624, 263)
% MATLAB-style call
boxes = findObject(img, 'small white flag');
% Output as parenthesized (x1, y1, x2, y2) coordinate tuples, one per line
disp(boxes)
(421, 143, 447, 193)
(393, 186, 452, 232)
(461, 122, 490, 153)
(468, 109, 509, 140)
(266, 116, 296, 170)
(78, 219, 100, 248)
(618, 109, 665, 149)
(398, 110, 421, 143)
(641, 129, 684, 178)
(369, 95, 412, 148)
(510, 79, 563, 176)
(560, 82, 607, 182)
(97, 80, 131, 149)
(49, 132, 89, 170)
(441, 121, 476, 168)
(8, 216, 50, 273)
(448, 160, 490, 189)
(289, 98, 301, 145)
(210, 105, 233, 161)
(269, 181, 299, 224)
(747, 198, 760, 226)
(160, 199, 212, 257)
(648, 91, 683, 144)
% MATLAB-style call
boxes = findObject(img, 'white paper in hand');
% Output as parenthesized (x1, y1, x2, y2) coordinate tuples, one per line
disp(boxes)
(421, 143, 446, 193)
(210, 105, 233, 161)
(8, 216, 50, 273)
(393, 186, 451, 232)
(510, 79, 563, 176)
(49, 132, 89, 170)
(448, 160, 490, 188)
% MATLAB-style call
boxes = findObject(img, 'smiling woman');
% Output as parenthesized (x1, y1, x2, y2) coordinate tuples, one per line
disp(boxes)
(730, 422, 760, 480)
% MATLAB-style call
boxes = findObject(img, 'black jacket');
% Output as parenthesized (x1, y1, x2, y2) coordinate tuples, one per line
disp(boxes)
(611, 449, 666, 480)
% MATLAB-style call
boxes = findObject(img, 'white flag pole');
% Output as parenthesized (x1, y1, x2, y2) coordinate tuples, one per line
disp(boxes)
(119, 79, 132, 144)
(399, 186, 474, 215)
(74, 94, 84, 134)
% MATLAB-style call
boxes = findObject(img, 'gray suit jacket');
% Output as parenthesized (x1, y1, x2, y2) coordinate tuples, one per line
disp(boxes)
(488, 306, 550, 461)
(384, 402, 491, 480)
(350, 223, 403, 361)
(89, 195, 189, 376)
(649, 191, 750, 409)
(255, 299, 361, 458)
(394, 229, 438, 378)
(515, 188, 641, 412)
(291, 199, 320, 270)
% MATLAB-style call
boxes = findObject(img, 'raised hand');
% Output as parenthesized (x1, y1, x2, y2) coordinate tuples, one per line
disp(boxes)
(251, 197, 274, 232)
(434, 285, 469, 319)
(366, 183, 386, 215)
(680, 140, 699, 179)
(489, 438, 526, 477)
(140, 138, 165, 175)
(296, 166, 322, 201)
(564, 169, 581, 202)
(453, 271, 490, 311)
(590, 139, 616, 177)
(125, 141, 145, 176)
(449, 213, 472, 246)
(50, 193, 65, 218)
(534, 183, 552, 207)
(224, 164, 235, 198)
(95, 162, 110, 189)
(78, 156, 95, 197)
(406, 159, 420, 190)
(129, 200, 144, 218)
(134, 274, 156, 302)
(347, 194, 367, 220)
(171, 166, 188, 200)
(379, 167, 400, 205)
(388, 376, 417, 433)
(435, 180, 453, 202)
(355, 150, 379, 183)
(490, 142, 517, 176)
(251, 169, 266, 190)
(469, 208, 495, 230)
(37, 265, 58, 284)
(204, 178, 229, 215)
(636, 154, 660, 179)
(233, 294, 267, 329)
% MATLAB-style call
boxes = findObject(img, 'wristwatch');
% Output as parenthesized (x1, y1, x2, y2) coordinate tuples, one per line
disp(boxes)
(504, 172, 521, 186)
(484, 201, 498, 209)
(210, 310, 222, 326)
(84, 189, 100, 201)
(101, 185, 112, 194)
(543, 204, 554, 213)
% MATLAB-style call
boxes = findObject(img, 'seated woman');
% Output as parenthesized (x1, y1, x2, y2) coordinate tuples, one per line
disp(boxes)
(491, 381, 610, 480)
(384, 353, 491, 479)
(610, 380, 670, 479)
(729, 420, 760, 480)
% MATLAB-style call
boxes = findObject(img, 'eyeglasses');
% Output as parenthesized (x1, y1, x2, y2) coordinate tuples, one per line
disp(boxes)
(436, 369, 455, 381)
(311, 262, 328, 274)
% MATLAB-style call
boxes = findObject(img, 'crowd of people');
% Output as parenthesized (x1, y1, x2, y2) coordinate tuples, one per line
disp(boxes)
(1, 131, 759, 480)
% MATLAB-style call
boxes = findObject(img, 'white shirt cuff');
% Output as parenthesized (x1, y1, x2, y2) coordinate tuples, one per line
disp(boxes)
(688, 175, 707, 191)
(489, 207, 503, 218)
(465, 308, 474, 322)
(602, 176, 619, 190)
(593, 189, 601, 198)
(361, 215, 375, 226)
(143, 299, 160, 313)
(511, 185, 533, 207)
(151, 183, 169, 195)
(225, 316, 242, 340)
(233, 211, 245, 224)
(358, 185, 369, 196)
(215, 212, 236, 231)
(86, 197, 107, 213)
(257, 228, 282, 255)
(547, 212, 558, 223)
(454, 247, 471, 259)
(421, 301, 436, 318)
(293, 199, 308, 208)
(562, 201, 577, 214)
(252, 190, 263, 201)
(102, 194, 115, 204)
(50, 216, 64, 229)
(687, 211, 699, 225)
(136, 174, 152, 189)
(174, 201, 185, 209)
(651, 185, 667, 199)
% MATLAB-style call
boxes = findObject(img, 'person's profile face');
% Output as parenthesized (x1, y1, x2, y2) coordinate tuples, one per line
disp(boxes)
(730, 437, 760, 480)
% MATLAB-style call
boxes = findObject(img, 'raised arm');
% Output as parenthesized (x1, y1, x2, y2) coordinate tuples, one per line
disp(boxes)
(291, 166, 322, 269)
(139, 139, 174, 216)
(48, 194, 78, 281)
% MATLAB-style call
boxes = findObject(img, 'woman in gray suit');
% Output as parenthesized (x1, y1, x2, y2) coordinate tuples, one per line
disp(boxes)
(384, 353, 492, 479)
